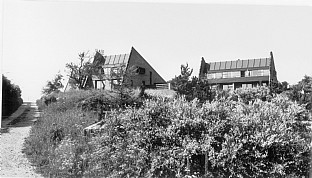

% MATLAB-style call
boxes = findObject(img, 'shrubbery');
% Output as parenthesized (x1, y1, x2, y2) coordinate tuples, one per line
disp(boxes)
(2, 75, 23, 117)
(84, 94, 311, 177)
(26, 87, 311, 177)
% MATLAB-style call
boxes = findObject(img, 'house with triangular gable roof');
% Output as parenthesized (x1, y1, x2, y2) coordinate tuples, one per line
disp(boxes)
(87, 47, 166, 90)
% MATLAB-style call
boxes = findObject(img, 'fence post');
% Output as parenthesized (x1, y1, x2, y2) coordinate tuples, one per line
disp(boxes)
(205, 152, 208, 175)
(186, 156, 190, 175)
(168, 83, 171, 90)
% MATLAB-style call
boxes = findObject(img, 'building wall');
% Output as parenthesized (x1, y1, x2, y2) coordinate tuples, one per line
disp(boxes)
(127, 47, 166, 87)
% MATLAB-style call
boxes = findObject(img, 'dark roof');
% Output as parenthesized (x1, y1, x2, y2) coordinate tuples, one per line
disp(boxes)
(93, 52, 130, 67)
(207, 58, 271, 71)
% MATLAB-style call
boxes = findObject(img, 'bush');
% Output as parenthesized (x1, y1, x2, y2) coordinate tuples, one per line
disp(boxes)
(84, 94, 311, 177)
(2, 75, 23, 117)
(27, 88, 311, 177)
(25, 89, 141, 176)
(215, 86, 272, 103)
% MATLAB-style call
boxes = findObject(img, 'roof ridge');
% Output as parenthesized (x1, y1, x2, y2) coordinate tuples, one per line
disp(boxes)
(208, 57, 270, 64)
(103, 53, 130, 57)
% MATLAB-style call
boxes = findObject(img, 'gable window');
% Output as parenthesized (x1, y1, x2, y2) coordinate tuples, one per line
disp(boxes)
(137, 67, 146, 74)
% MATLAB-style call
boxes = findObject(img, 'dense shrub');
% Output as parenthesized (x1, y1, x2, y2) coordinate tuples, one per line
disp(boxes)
(27, 88, 311, 177)
(84, 94, 311, 177)
(2, 75, 23, 117)
(215, 86, 272, 103)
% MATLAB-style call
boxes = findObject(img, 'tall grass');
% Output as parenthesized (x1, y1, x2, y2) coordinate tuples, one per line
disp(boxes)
(23, 105, 98, 177)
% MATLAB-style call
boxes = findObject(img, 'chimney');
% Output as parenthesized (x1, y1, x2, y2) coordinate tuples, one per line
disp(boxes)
(270, 51, 274, 59)
(199, 57, 208, 78)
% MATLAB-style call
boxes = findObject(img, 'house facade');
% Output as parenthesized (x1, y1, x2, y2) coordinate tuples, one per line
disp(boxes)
(199, 52, 278, 90)
(90, 47, 166, 90)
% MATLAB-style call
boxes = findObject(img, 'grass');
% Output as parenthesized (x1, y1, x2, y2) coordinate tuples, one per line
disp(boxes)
(25, 88, 144, 176)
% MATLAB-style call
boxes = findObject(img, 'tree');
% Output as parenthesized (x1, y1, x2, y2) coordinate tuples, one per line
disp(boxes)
(272, 81, 289, 94)
(65, 52, 96, 89)
(2, 75, 23, 116)
(170, 63, 213, 102)
(170, 63, 193, 96)
(42, 73, 64, 95)
(110, 65, 138, 106)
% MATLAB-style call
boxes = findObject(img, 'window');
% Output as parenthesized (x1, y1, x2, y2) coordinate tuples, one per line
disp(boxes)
(222, 72, 232, 78)
(231, 71, 240, 78)
(137, 67, 146, 74)
(207, 73, 214, 79)
(246, 70, 251, 77)
(263, 70, 270, 76)
(242, 84, 252, 89)
(103, 68, 111, 76)
(241, 71, 245, 77)
(248, 69, 270, 77)
(250, 70, 260, 76)
(222, 72, 228, 78)
(223, 84, 234, 90)
(215, 72, 222, 79)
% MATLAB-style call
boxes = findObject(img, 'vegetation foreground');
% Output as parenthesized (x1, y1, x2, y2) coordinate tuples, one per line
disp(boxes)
(24, 88, 311, 177)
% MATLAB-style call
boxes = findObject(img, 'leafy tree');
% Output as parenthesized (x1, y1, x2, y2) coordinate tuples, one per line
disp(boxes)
(273, 81, 289, 94)
(42, 73, 64, 95)
(170, 63, 193, 96)
(170, 63, 213, 102)
(286, 75, 312, 111)
(65, 52, 96, 89)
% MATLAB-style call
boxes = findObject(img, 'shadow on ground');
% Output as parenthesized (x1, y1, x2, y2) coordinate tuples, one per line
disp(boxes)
(1, 102, 41, 134)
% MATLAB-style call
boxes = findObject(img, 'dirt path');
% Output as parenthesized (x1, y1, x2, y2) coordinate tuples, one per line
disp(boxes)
(0, 102, 43, 178)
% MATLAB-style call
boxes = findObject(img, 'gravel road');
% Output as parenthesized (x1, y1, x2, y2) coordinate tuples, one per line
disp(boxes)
(0, 102, 43, 178)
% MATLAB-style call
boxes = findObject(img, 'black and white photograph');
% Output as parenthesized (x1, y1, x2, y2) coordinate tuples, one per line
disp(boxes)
(1, 0, 312, 177)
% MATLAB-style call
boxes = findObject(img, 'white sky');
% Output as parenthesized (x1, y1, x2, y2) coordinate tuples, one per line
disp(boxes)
(1, 0, 312, 102)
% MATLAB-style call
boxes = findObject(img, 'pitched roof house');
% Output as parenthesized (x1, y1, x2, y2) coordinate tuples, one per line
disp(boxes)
(88, 47, 166, 90)
(199, 52, 277, 90)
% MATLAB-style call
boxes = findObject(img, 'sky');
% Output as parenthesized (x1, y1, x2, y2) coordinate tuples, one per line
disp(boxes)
(1, 0, 312, 102)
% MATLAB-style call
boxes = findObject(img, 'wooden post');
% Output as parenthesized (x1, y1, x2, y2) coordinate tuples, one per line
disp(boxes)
(205, 152, 208, 175)
(186, 157, 190, 175)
